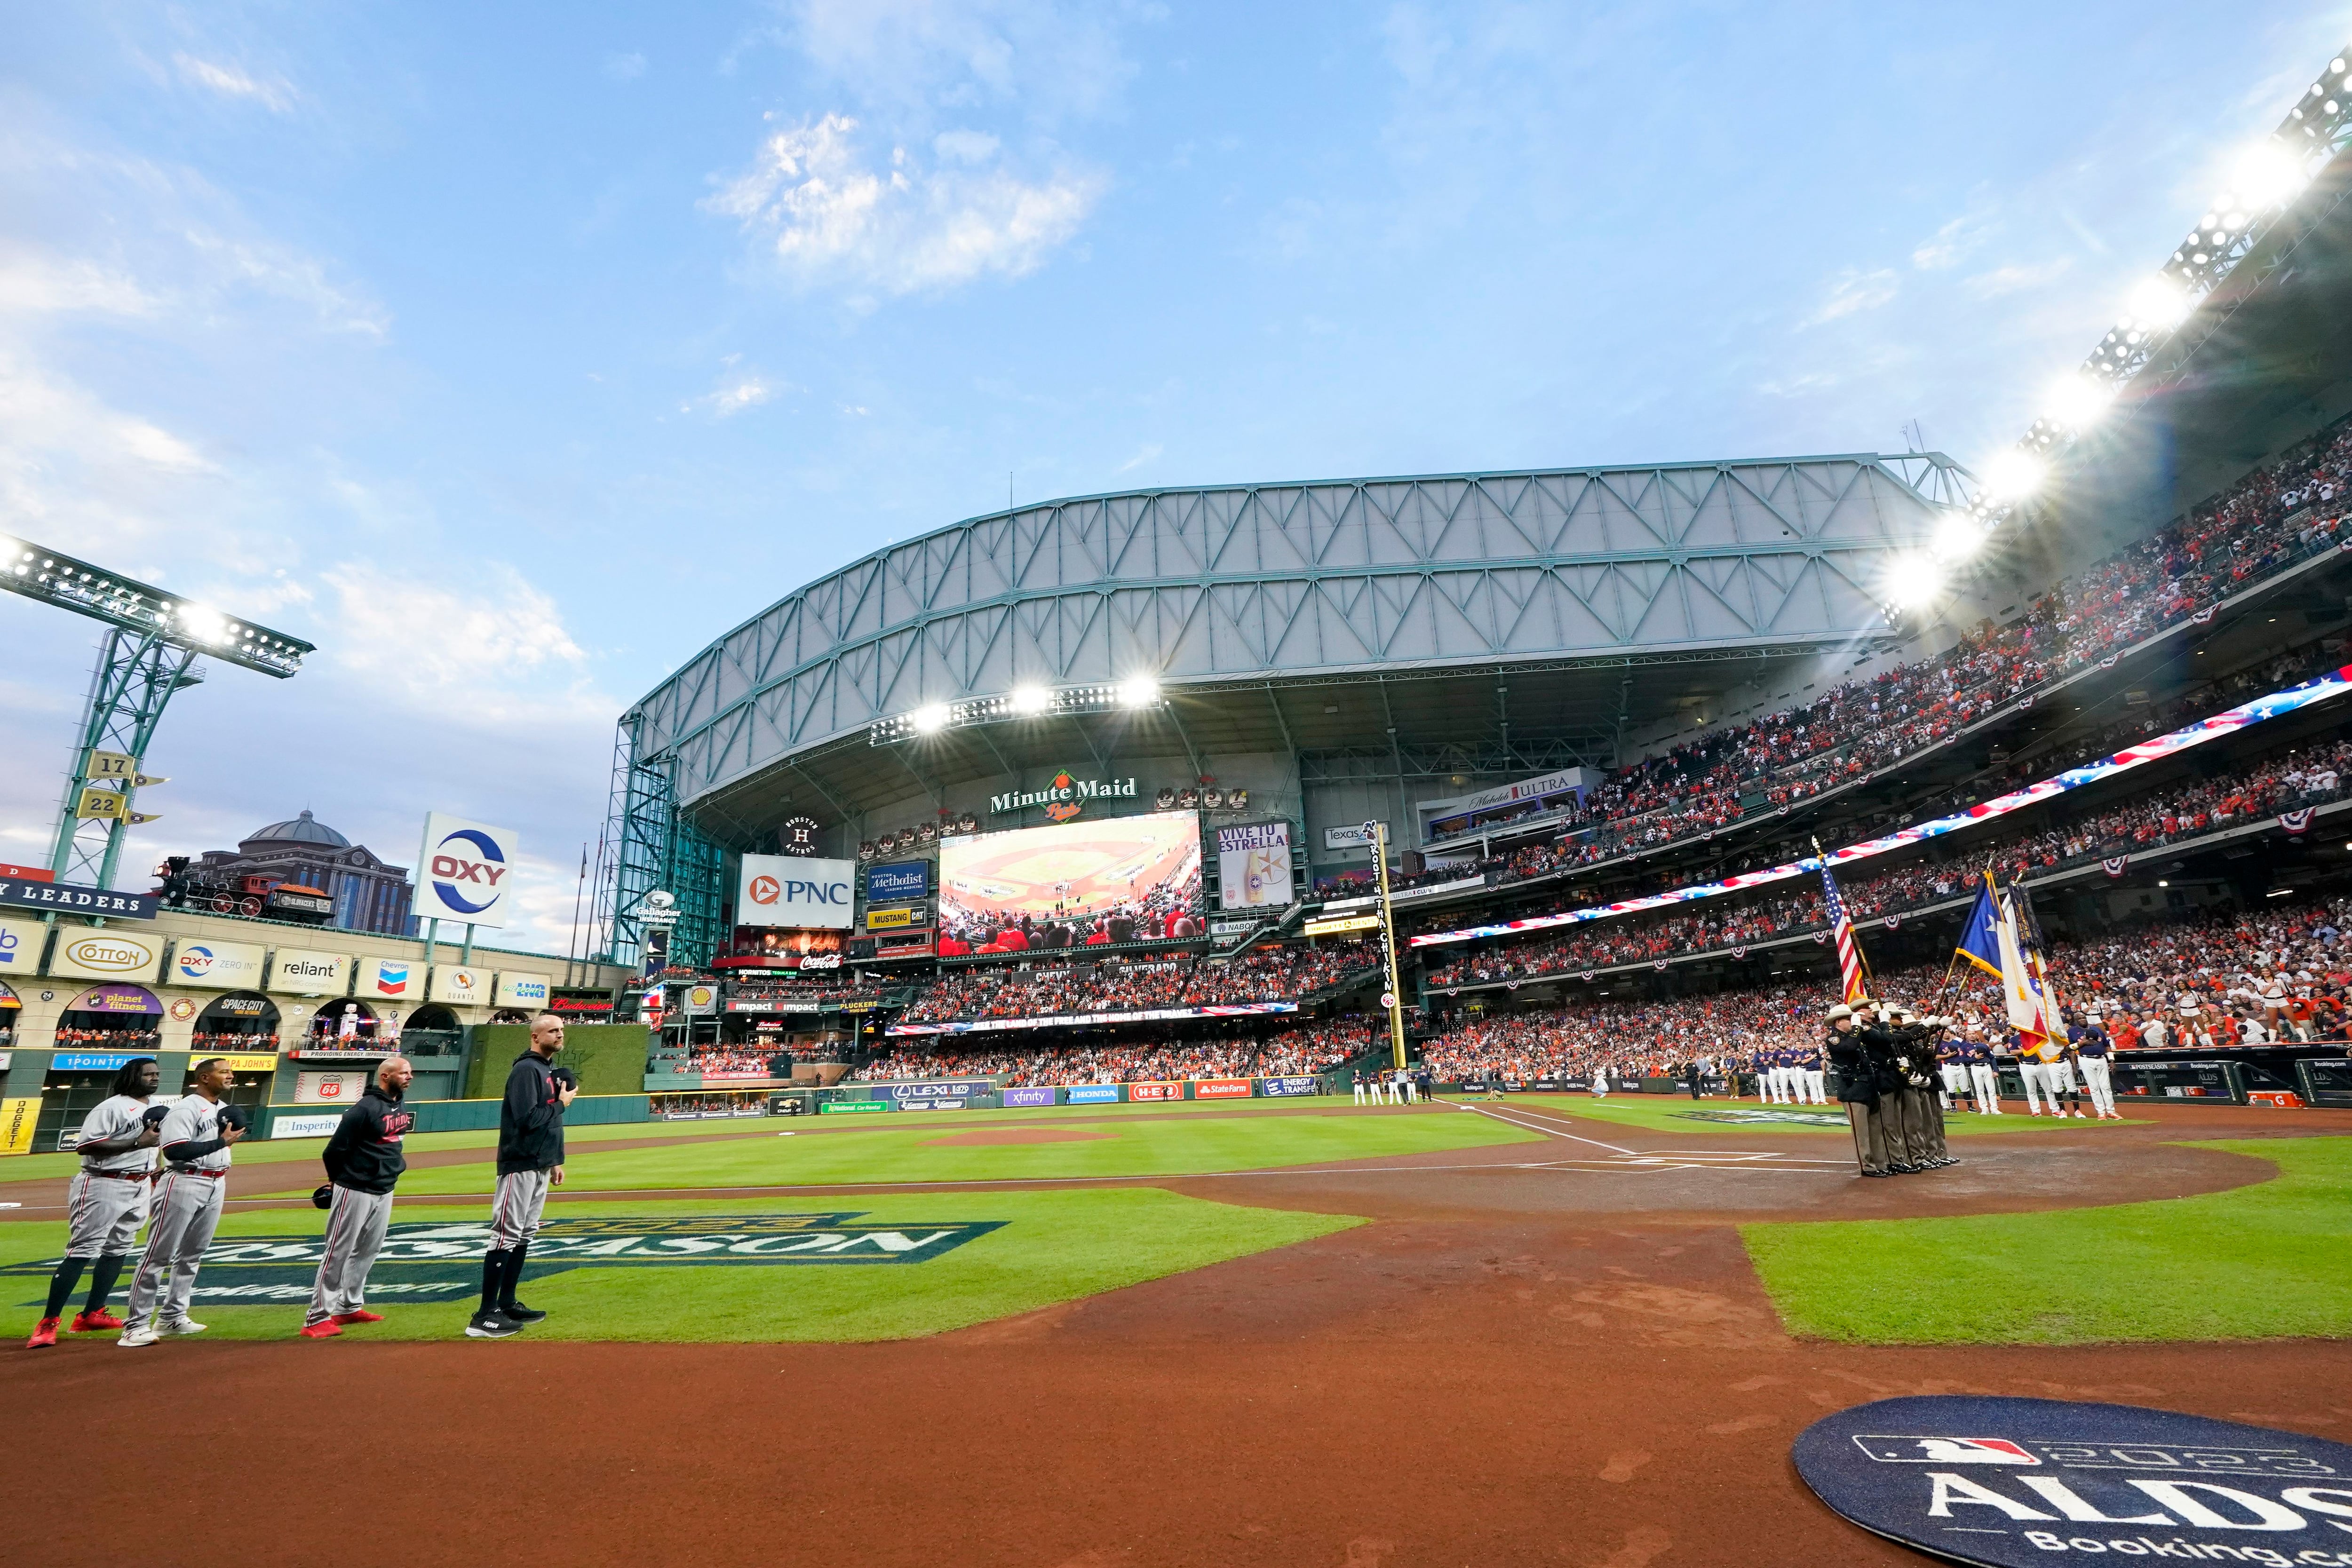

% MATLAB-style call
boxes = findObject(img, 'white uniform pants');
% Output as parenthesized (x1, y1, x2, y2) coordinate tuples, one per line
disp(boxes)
(1803, 1069, 1827, 1104)
(2080, 1057, 2115, 1116)
(490, 1169, 553, 1252)
(1939, 1064, 1967, 1110)
(64, 1170, 152, 1259)
(2018, 1061, 2051, 1113)
(1352, 1082, 1367, 1105)
(125, 1170, 226, 1330)
(306, 1185, 394, 1325)
(2044, 1060, 2079, 1112)
(1772, 1067, 1794, 1103)
(1970, 1064, 2001, 1111)
(1402, 1079, 1418, 1103)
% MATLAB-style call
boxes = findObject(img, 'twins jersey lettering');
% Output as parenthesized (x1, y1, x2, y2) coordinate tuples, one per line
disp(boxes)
(76, 1095, 161, 1175)
(158, 1096, 233, 1172)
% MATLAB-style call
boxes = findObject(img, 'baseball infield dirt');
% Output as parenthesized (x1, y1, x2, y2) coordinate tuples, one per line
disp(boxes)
(8, 1099, 2346, 1568)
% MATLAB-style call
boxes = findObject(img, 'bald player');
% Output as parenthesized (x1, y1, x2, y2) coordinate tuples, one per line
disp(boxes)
(119, 1057, 246, 1348)
(27, 1057, 163, 1348)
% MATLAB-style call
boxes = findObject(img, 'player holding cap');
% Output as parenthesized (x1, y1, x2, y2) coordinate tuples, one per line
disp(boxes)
(27, 1057, 163, 1348)
(301, 1056, 416, 1339)
(470, 1013, 576, 1339)
(119, 1057, 246, 1348)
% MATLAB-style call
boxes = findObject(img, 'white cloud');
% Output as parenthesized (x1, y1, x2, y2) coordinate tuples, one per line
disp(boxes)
(604, 51, 647, 81)
(688, 373, 779, 417)
(1912, 215, 1978, 270)
(1802, 267, 1899, 327)
(787, 0, 1137, 126)
(933, 128, 1001, 164)
(0, 246, 159, 316)
(313, 560, 603, 721)
(705, 112, 1103, 295)
(1113, 441, 1162, 473)
(174, 54, 296, 113)
(1961, 257, 2074, 299)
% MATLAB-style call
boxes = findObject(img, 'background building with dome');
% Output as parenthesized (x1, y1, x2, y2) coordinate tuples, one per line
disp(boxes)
(191, 809, 416, 935)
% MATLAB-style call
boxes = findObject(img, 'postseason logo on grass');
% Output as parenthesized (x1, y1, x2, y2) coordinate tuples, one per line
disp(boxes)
(4, 1213, 1008, 1305)
(1675, 1108, 1848, 1125)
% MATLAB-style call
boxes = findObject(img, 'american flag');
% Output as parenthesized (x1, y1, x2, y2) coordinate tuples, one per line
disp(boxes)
(1818, 861, 1868, 1003)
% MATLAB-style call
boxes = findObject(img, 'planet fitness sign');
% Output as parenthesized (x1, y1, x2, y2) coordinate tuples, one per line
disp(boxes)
(1794, 1395, 2352, 1568)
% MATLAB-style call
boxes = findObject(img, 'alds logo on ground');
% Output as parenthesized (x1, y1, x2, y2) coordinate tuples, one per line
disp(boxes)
(6, 1212, 1007, 1306)
(1795, 1395, 2352, 1568)
(1675, 1109, 1847, 1125)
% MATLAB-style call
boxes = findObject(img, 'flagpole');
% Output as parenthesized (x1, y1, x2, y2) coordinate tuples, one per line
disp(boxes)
(1814, 836, 1875, 997)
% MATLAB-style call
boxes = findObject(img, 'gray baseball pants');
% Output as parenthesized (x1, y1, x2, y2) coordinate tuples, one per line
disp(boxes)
(125, 1170, 226, 1330)
(306, 1185, 395, 1325)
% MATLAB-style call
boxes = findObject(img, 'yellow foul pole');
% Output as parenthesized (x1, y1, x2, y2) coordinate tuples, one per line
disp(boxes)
(1365, 819, 1409, 1071)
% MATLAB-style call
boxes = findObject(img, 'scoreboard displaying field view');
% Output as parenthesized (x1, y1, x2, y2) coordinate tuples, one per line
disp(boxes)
(938, 812, 1204, 948)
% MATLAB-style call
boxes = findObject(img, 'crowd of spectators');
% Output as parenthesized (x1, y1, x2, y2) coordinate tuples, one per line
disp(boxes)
(901, 943, 1378, 1025)
(52, 1027, 163, 1051)
(851, 1019, 1376, 1085)
(188, 1031, 280, 1052)
(1388, 419, 2352, 894)
(933, 865, 1207, 957)
(1421, 896, 2352, 1084)
(683, 1045, 787, 1078)
(726, 974, 886, 1005)
(1424, 730, 2352, 988)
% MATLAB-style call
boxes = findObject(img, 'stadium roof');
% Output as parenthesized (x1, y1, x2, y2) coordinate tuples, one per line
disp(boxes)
(627, 452, 1963, 832)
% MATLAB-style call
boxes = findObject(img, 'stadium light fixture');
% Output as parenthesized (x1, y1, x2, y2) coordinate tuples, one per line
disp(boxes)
(1009, 685, 1053, 716)
(2125, 276, 2192, 330)
(1931, 513, 1987, 563)
(911, 703, 951, 734)
(1883, 553, 1945, 611)
(1117, 674, 1160, 708)
(1980, 450, 2046, 503)
(2230, 141, 2310, 209)
(2043, 373, 2115, 429)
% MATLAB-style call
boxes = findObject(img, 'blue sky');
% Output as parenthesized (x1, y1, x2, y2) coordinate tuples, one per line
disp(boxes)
(0, 0, 2342, 951)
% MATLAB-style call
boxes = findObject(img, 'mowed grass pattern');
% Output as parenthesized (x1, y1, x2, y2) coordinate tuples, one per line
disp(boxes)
(1741, 1137, 2352, 1344)
(372, 1107, 1542, 1196)
(0, 1189, 1363, 1344)
(1495, 1092, 2138, 1138)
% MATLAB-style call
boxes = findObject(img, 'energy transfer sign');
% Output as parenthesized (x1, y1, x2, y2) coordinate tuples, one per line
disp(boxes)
(415, 812, 518, 928)
(0, 1213, 1008, 1305)
(738, 854, 854, 929)
(1793, 1395, 2352, 1568)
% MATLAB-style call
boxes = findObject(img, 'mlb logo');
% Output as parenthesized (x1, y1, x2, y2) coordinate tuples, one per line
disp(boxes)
(1851, 1435, 2039, 1465)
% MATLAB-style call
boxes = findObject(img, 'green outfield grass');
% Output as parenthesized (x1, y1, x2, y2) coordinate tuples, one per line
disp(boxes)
(1741, 1136, 2352, 1344)
(353, 1106, 1541, 1197)
(1481, 1092, 2138, 1138)
(0, 1188, 1364, 1344)
(0, 1093, 1381, 1185)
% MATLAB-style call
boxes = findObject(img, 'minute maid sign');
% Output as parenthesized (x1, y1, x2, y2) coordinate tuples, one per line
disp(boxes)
(1, 1213, 1007, 1305)
(990, 770, 1137, 822)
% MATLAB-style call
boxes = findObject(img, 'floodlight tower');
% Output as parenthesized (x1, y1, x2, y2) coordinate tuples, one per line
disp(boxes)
(0, 535, 314, 890)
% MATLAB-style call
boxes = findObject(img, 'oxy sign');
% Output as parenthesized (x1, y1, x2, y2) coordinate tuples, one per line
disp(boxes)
(738, 854, 854, 930)
(416, 812, 518, 928)
(169, 939, 267, 990)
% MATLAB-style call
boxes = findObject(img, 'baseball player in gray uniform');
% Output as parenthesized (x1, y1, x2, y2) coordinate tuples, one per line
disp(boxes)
(119, 1057, 246, 1348)
(301, 1056, 416, 1339)
(27, 1057, 164, 1348)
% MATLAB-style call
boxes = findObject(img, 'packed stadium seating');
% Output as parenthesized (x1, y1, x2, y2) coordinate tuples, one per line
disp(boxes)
(850, 1019, 1377, 1085)
(1389, 421, 2352, 893)
(1420, 896, 2352, 1083)
(1423, 702, 2352, 987)
(899, 943, 1378, 1025)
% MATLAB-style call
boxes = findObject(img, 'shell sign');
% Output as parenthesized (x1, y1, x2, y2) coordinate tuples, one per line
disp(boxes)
(50, 931, 163, 982)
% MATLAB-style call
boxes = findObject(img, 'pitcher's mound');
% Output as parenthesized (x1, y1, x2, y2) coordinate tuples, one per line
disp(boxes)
(922, 1128, 1119, 1147)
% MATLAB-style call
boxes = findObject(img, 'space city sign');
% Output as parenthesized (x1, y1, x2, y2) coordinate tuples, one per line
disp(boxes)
(1793, 1395, 2352, 1568)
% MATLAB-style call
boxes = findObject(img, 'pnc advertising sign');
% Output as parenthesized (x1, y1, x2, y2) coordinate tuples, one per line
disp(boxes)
(738, 854, 854, 930)
(1794, 1395, 2352, 1568)
(415, 812, 518, 928)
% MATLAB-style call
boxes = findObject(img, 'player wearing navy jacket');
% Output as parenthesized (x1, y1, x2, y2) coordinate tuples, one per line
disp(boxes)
(301, 1057, 416, 1339)
(469, 1014, 575, 1339)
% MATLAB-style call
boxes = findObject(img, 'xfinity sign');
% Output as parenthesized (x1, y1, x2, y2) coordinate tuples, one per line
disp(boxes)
(416, 812, 518, 928)
(738, 854, 855, 930)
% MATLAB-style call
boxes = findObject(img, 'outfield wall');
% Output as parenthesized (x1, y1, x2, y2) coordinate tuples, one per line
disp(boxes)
(462, 1024, 650, 1099)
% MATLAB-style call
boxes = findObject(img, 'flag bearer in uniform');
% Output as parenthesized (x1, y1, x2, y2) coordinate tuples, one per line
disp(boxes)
(1825, 1006, 1887, 1176)
(27, 1058, 163, 1348)
(119, 1057, 246, 1348)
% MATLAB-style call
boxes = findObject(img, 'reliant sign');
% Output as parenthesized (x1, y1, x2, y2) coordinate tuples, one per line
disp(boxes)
(989, 770, 1137, 822)
(738, 854, 855, 930)
(1794, 1395, 2352, 1568)
(268, 949, 350, 996)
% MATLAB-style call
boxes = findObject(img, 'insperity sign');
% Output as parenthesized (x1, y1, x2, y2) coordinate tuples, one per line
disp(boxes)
(1, 1213, 1007, 1306)
(1793, 1395, 2352, 1568)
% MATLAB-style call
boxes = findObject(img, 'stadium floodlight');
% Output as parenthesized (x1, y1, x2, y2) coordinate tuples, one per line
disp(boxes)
(1117, 674, 1160, 708)
(1931, 513, 1987, 564)
(2125, 275, 2192, 330)
(2043, 373, 2115, 430)
(1979, 450, 2047, 503)
(1883, 554, 1945, 611)
(2230, 141, 2310, 209)
(1009, 685, 1053, 716)
(911, 703, 951, 734)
